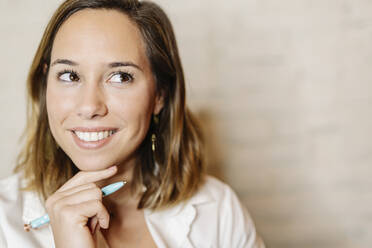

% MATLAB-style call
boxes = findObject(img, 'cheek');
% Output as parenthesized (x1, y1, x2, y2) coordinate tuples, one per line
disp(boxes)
(46, 83, 73, 130)
(110, 85, 155, 128)
(46, 87, 61, 141)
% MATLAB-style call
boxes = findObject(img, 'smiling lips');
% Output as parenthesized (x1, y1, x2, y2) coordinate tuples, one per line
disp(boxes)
(70, 128, 118, 149)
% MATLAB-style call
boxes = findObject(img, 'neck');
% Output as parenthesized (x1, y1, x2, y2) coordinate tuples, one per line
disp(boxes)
(97, 157, 142, 211)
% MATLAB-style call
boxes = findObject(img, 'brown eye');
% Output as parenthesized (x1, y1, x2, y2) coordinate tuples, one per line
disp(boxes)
(109, 72, 134, 84)
(69, 73, 79, 81)
(58, 70, 80, 82)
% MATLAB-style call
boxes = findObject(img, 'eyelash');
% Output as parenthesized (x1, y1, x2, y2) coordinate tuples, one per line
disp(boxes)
(56, 70, 135, 84)
(109, 70, 134, 84)
(57, 69, 80, 82)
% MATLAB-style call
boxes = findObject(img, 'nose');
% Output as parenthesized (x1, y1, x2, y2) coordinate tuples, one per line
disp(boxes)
(76, 83, 108, 120)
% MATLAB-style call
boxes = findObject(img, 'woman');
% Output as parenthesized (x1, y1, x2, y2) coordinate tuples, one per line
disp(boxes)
(0, 0, 264, 247)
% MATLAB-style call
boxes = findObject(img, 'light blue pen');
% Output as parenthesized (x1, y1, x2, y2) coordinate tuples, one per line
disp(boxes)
(24, 181, 126, 231)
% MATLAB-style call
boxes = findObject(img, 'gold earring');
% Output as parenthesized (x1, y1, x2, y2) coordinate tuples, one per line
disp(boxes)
(153, 114, 159, 125)
(151, 133, 156, 152)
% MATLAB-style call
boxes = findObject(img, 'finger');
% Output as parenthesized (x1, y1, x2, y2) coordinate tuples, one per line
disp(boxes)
(56, 187, 103, 206)
(57, 182, 97, 196)
(49, 183, 100, 207)
(76, 199, 110, 229)
(59, 200, 110, 229)
(58, 166, 117, 192)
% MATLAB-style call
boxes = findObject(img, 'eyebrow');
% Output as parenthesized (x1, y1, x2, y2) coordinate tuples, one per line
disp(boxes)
(108, 62, 142, 71)
(50, 59, 143, 71)
(51, 59, 77, 67)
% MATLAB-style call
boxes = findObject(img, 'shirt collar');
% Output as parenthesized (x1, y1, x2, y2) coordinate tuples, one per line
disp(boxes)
(144, 178, 215, 248)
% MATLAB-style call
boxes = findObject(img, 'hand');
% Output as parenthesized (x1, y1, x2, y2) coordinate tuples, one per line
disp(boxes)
(45, 166, 118, 248)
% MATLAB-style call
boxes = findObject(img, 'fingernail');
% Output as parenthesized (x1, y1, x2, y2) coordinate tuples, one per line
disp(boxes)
(108, 166, 117, 171)
(100, 219, 108, 229)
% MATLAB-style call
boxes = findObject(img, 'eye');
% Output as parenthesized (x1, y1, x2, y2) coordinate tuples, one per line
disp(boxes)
(108, 72, 134, 84)
(58, 70, 80, 82)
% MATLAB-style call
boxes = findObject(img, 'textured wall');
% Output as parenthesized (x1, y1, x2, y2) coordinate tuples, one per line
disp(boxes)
(1, 0, 372, 247)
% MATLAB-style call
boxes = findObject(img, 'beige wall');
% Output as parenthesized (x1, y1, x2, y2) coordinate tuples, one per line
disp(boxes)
(1, 0, 372, 247)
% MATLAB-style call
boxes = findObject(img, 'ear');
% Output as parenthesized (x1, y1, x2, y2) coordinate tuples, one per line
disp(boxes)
(153, 90, 164, 115)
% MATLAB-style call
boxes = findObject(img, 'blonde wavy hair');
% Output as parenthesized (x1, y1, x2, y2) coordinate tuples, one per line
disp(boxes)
(15, 0, 205, 210)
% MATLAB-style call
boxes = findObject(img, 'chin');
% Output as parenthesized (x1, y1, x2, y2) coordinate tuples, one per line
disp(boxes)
(70, 155, 118, 171)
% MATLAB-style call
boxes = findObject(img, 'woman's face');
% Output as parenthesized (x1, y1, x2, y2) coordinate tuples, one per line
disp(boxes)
(46, 9, 163, 171)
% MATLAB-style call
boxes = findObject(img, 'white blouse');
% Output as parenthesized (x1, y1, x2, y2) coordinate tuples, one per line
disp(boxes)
(0, 173, 264, 248)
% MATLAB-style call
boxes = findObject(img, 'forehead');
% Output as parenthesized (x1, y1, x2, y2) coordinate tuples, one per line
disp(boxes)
(51, 9, 146, 65)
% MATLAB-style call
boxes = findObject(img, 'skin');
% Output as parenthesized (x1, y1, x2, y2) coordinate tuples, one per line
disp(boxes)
(45, 9, 162, 247)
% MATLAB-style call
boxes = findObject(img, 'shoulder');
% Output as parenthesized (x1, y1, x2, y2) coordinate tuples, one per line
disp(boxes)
(0, 174, 54, 247)
(0, 173, 21, 187)
(203, 175, 236, 198)
(0, 173, 23, 246)
(188, 175, 265, 247)
(200, 175, 230, 195)
(189, 175, 245, 208)
(198, 175, 252, 227)
(0, 173, 23, 203)
(145, 176, 265, 247)
(0, 172, 42, 222)
(0, 173, 25, 220)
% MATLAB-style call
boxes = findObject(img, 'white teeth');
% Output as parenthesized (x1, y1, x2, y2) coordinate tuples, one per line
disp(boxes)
(83, 132, 90, 141)
(74, 130, 115, 142)
(91, 132, 98, 141)
(98, 131, 104, 140)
